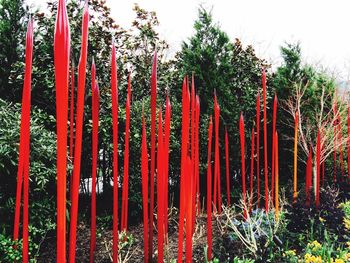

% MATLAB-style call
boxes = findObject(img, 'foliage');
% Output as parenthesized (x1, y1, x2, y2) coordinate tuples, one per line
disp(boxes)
(282, 239, 350, 263)
(273, 42, 338, 180)
(0, 221, 55, 262)
(0, 98, 57, 229)
(0, 234, 23, 262)
(0, 0, 29, 101)
(0, 0, 175, 226)
(172, 7, 272, 201)
(0, 98, 57, 261)
(0, 1, 275, 230)
(217, 199, 288, 262)
(232, 257, 255, 263)
(286, 186, 348, 249)
(339, 200, 350, 218)
(175, 7, 271, 139)
(1, 1, 349, 262)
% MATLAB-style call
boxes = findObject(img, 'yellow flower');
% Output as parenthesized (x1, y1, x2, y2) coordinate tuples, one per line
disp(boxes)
(304, 253, 312, 262)
(308, 240, 322, 252)
(319, 217, 326, 223)
(346, 253, 350, 260)
(347, 241, 350, 249)
(304, 253, 323, 263)
(343, 218, 350, 230)
(334, 259, 344, 263)
(284, 249, 297, 257)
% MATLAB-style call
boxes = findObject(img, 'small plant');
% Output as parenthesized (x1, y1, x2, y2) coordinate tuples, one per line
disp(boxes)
(302, 239, 350, 263)
(287, 186, 347, 248)
(0, 234, 22, 262)
(282, 249, 298, 263)
(0, 223, 50, 263)
(217, 195, 288, 262)
(102, 230, 136, 263)
(339, 200, 350, 218)
(232, 256, 255, 263)
(204, 246, 219, 263)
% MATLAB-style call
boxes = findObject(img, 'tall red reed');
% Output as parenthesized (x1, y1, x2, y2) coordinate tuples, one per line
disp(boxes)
(338, 119, 345, 177)
(157, 109, 165, 263)
(13, 19, 33, 263)
(239, 113, 247, 218)
(256, 94, 261, 206)
(195, 96, 200, 213)
(316, 130, 321, 207)
(213, 94, 222, 213)
(306, 146, 313, 206)
(178, 78, 190, 262)
(249, 128, 255, 212)
(191, 76, 195, 212)
(275, 132, 279, 220)
(322, 140, 325, 186)
(225, 128, 231, 206)
(206, 117, 213, 261)
(164, 96, 171, 237)
(90, 60, 99, 263)
(262, 69, 269, 211)
(271, 125, 275, 205)
(149, 52, 157, 261)
(69, 3, 89, 262)
(293, 111, 299, 203)
(333, 102, 337, 182)
(69, 62, 75, 200)
(141, 111, 149, 263)
(271, 95, 277, 203)
(121, 74, 131, 232)
(185, 156, 194, 263)
(53, 0, 70, 260)
(191, 78, 197, 234)
(70, 62, 75, 160)
(111, 42, 119, 263)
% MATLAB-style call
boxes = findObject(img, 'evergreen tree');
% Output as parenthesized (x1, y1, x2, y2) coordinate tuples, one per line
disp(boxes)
(176, 7, 270, 137)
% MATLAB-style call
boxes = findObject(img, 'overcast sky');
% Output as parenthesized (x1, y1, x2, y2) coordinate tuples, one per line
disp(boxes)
(30, 0, 350, 80)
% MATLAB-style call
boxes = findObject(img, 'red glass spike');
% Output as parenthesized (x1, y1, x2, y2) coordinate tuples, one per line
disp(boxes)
(195, 96, 200, 214)
(121, 74, 131, 232)
(271, 94, 277, 203)
(163, 96, 171, 239)
(141, 111, 149, 263)
(305, 146, 312, 207)
(262, 69, 269, 211)
(157, 109, 164, 263)
(89, 60, 99, 263)
(316, 130, 321, 207)
(15, 19, 33, 263)
(239, 113, 247, 219)
(53, 0, 70, 260)
(206, 117, 213, 261)
(225, 127, 230, 206)
(178, 77, 190, 262)
(256, 94, 261, 207)
(249, 128, 255, 213)
(149, 52, 157, 261)
(69, 3, 89, 262)
(111, 42, 119, 263)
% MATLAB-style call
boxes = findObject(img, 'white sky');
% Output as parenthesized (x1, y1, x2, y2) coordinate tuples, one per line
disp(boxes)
(29, 0, 350, 80)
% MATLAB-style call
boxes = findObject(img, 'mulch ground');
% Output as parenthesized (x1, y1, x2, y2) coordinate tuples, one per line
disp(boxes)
(38, 210, 225, 262)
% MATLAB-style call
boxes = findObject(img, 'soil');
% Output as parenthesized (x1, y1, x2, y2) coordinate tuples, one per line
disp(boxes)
(38, 211, 224, 262)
